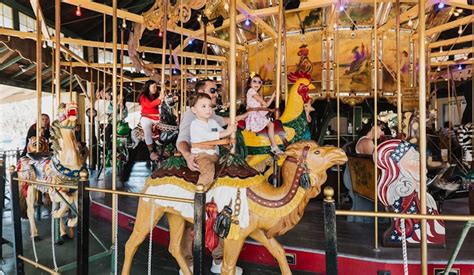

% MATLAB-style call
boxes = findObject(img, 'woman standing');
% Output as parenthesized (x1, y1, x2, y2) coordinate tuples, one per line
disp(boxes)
(139, 80, 164, 160)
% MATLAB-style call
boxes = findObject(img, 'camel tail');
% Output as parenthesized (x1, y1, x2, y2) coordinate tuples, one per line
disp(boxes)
(18, 182, 29, 219)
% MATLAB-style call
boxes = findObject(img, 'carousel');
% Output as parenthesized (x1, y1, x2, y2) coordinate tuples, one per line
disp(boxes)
(0, 0, 473, 274)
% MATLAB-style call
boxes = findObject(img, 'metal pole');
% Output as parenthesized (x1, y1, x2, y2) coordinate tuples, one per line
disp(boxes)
(77, 170, 90, 275)
(69, 60, 73, 101)
(55, 0, 61, 107)
(51, 48, 55, 119)
(396, 0, 402, 133)
(323, 187, 338, 275)
(193, 185, 205, 275)
(9, 169, 25, 275)
(373, 0, 379, 251)
(0, 153, 6, 260)
(275, 0, 284, 118)
(111, 0, 118, 258)
(335, 3, 341, 206)
(160, 1, 168, 96)
(90, 71, 95, 169)
(447, 66, 452, 162)
(204, 21, 208, 79)
(229, 0, 237, 153)
(120, 28, 124, 120)
(36, 0, 42, 152)
(418, 0, 428, 272)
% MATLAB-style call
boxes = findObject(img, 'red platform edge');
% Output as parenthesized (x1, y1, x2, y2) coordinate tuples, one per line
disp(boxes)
(91, 200, 474, 274)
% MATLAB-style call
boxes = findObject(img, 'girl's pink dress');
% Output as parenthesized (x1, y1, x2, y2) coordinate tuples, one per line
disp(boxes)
(245, 88, 270, 132)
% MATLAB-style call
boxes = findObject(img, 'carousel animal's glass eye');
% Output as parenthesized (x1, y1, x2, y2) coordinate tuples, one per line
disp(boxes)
(314, 150, 320, 155)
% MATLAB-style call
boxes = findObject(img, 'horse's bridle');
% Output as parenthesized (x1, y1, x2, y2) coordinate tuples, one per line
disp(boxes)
(284, 146, 311, 188)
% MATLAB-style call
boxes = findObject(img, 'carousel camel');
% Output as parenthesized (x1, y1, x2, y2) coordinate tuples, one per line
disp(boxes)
(122, 141, 347, 274)
(17, 102, 86, 239)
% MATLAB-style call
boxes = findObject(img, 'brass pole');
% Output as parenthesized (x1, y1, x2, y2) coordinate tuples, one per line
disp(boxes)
(448, 66, 452, 162)
(102, 13, 107, 170)
(55, 0, 61, 107)
(204, 19, 208, 79)
(229, 0, 237, 153)
(111, 0, 118, 260)
(256, 24, 259, 73)
(396, 0, 402, 133)
(275, 0, 284, 118)
(160, 1, 168, 96)
(335, 3, 340, 206)
(336, 210, 474, 222)
(90, 70, 94, 169)
(180, 0, 184, 121)
(36, 0, 42, 152)
(120, 27, 124, 120)
(18, 255, 60, 275)
(169, 43, 173, 94)
(69, 60, 73, 101)
(418, 0, 428, 272)
(51, 47, 55, 119)
(373, 0, 379, 251)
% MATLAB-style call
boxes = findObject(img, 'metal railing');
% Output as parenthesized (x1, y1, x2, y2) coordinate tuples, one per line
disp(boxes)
(5, 164, 204, 275)
(322, 186, 474, 275)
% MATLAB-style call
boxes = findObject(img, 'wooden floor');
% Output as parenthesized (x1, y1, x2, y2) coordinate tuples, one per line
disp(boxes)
(91, 161, 474, 263)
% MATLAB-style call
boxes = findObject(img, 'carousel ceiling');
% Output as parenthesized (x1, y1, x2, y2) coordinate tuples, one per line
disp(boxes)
(0, 0, 472, 97)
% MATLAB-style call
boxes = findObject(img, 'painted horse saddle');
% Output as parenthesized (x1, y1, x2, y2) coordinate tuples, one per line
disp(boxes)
(238, 119, 289, 146)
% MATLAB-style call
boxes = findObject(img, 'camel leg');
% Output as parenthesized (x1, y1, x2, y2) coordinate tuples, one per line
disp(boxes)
(221, 237, 246, 275)
(121, 199, 164, 275)
(249, 230, 292, 275)
(26, 186, 38, 238)
(167, 213, 191, 275)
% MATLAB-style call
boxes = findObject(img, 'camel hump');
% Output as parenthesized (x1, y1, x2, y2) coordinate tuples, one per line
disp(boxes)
(148, 154, 265, 190)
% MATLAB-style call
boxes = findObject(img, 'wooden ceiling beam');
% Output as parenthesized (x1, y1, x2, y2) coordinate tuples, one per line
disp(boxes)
(61, 0, 244, 51)
(412, 15, 474, 39)
(11, 63, 36, 78)
(0, 28, 226, 62)
(429, 34, 474, 48)
(236, 0, 277, 38)
(62, 62, 222, 70)
(0, 55, 23, 70)
(430, 58, 474, 66)
(430, 47, 473, 57)
(28, 66, 52, 82)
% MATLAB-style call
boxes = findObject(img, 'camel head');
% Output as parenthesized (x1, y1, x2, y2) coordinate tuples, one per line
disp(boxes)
(285, 141, 347, 188)
(57, 102, 78, 128)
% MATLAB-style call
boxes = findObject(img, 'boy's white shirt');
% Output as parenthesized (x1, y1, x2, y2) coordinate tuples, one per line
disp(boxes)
(190, 118, 223, 155)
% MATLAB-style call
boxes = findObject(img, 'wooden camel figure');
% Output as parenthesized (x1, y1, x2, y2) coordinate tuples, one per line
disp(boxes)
(242, 72, 315, 169)
(122, 141, 347, 275)
(17, 102, 86, 239)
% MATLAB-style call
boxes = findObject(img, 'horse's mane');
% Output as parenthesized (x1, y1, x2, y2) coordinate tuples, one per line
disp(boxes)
(266, 141, 326, 238)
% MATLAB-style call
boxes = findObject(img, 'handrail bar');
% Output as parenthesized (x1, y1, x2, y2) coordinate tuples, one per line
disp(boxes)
(336, 210, 474, 222)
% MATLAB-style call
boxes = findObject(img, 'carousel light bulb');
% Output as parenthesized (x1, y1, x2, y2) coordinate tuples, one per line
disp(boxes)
(457, 8, 463, 13)
(464, 55, 468, 60)
(42, 41, 47, 48)
(245, 18, 251, 26)
(458, 25, 463, 34)
(130, 82, 133, 86)
(440, 46, 443, 53)
(454, 12, 459, 16)
(193, 59, 197, 65)
(75, 6, 82, 17)
(122, 19, 127, 29)
(407, 17, 413, 27)
(197, 15, 202, 22)
(437, 2, 445, 9)
(224, 2, 229, 11)
(339, 5, 345, 12)
(142, 52, 145, 59)
(158, 31, 163, 37)
(458, 64, 462, 70)
(188, 39, 193, 45)
(85, 67, 89, 72)
(437, 66, 441, 71)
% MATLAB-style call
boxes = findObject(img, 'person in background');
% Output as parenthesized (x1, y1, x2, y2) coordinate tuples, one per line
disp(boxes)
(355, 120, 385, 155)
(21, 114, 51, 156)
(139, 80, 164, 160)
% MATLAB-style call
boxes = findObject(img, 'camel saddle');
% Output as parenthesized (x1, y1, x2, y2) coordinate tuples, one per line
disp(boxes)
(151, 154, 260, 185)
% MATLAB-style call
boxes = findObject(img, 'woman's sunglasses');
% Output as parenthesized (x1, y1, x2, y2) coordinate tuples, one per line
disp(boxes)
(252, 79, 263, 84)
(209, 88, 218, 94)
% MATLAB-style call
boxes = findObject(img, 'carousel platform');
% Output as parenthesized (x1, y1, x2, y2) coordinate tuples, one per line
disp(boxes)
(88, 162, 474, 275)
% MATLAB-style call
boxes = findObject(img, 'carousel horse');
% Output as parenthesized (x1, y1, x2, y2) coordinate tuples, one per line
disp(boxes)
(241, 71, 314, 169)
(131, 95, 179, 152)
(121, 141, 347, 275)
(17, 102, 86, 239)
